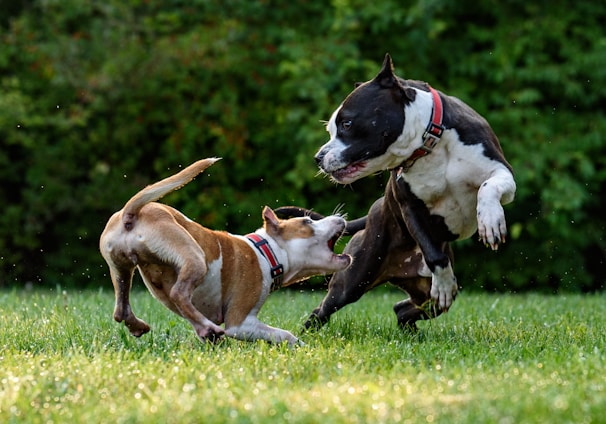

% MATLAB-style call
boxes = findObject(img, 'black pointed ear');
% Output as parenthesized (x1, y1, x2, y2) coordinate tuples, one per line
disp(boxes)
(374, 53, 398, 89)
(262, 206, 280, 233)
(382, 53, 393, 70)
(375, 54, 416, 102)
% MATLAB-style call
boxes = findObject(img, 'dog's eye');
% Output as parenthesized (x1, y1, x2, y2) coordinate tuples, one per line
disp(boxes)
(341, 120, 352, 131)
(304, 218, 313, 225)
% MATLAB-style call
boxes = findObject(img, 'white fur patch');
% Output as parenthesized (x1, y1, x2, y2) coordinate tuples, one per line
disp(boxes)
(476, 167, 516, 249)
(225, 315, 298, 344)
(430, 262, 457, 310)
(190, 255, 223, 319)
(402, 139, 491, 239)
(414, 246, 432, 277)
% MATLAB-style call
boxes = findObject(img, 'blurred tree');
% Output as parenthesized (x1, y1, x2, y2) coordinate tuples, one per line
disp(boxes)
(0, 0, 604, 292)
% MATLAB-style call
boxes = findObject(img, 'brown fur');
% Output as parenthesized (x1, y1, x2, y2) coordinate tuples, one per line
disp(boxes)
(279, 220, 315, 241)
(100, 157, 351, 345)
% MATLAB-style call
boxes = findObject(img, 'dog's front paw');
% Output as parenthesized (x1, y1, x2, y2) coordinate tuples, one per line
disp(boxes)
(278, 331, 303, 347)
(282, 337, 305, 347)
(430, 281, 457, 311)
(430, 265, 458, 311)
(477, 202, 507, 250)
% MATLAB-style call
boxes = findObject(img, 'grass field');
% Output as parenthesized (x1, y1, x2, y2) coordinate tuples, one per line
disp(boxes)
(1, 286, 604, 423)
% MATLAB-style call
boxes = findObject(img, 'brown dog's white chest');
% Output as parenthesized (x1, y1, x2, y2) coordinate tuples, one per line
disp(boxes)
(185, 233, 266, 327)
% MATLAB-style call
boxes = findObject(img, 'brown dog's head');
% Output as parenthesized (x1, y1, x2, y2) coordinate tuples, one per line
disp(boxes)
(261, 206, 351, 284)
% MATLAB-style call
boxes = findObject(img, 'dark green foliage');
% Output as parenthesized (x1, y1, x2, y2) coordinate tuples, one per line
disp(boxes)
(1, 0, 604, 291)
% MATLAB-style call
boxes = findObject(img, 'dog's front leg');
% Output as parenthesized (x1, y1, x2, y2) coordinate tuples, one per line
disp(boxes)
(398, 208, 457, 311)
(411, 228, 456, 310)
(477, 168, 516, 250)
(226, 316, 301, 346)
(429, 260, 457, 311)
(170, 266, 225, 342)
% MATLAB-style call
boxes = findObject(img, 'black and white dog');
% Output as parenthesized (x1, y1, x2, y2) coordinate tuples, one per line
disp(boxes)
(277, 54, 515, 330)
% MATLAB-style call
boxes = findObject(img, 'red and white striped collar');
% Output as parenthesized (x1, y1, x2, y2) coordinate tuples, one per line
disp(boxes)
(245, 233, 284, 292)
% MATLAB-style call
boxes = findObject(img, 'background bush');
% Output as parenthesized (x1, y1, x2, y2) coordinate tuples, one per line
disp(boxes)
(1, 0, 604, 292)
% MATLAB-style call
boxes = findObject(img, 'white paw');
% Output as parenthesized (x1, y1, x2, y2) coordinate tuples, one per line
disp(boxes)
(430, 266, 458, 311)
(477, 202, 507, 250)
(292, 338, 305, 347)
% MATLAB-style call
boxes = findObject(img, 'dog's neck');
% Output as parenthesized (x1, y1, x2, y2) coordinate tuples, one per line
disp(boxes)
(247, 229, 330, 290)
(395, 86, 445, 174)
(245, 232, 285, 292)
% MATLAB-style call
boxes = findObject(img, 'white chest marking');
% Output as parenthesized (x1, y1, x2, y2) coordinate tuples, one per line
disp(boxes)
(402, 135, 507, 239)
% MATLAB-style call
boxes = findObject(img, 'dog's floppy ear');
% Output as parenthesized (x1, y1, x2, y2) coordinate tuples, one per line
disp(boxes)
(262, 206, 281, 233)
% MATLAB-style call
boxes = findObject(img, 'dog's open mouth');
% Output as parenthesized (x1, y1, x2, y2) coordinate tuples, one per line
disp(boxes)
(327, 231, 341, 252)
(330, 161, 366, 182)
(324, 225, 352, 268)
(327, 227, 349, 260)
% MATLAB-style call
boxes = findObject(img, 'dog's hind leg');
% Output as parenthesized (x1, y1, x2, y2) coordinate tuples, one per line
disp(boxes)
(303, 228, 387, 330)
(134, 219, 226, 343)
(392, 244, 452, 330)
(108, 265, 151, 337)
(304, 270, 372, 331)
(303, 197, 407, 331)
(100, 214, 151, 337)
(392, 276, 442, 331)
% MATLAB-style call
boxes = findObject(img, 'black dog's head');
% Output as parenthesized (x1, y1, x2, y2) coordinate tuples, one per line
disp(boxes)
(315, 54, 424, 184)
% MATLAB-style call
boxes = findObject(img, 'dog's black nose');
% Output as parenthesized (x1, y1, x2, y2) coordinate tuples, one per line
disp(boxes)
(314, 151, 324, 165)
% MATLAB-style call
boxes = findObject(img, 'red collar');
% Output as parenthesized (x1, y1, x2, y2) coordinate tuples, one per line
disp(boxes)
(397, 86, 445, 175)
(245, 233, 284, 292)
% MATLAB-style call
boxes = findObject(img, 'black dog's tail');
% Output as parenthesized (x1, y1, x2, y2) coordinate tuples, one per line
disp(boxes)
(274, 206, 366, 236)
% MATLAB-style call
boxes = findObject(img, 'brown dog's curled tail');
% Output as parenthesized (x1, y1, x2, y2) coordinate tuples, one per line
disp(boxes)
(122, 157, 221, 231)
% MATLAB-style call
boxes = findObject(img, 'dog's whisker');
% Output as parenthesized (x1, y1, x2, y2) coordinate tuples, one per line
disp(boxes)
(332, 203, 347, 219)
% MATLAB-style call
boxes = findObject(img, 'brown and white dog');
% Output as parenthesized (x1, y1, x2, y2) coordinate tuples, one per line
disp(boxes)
(277, 54, 516, 331)
(99, 158, 351, 345)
